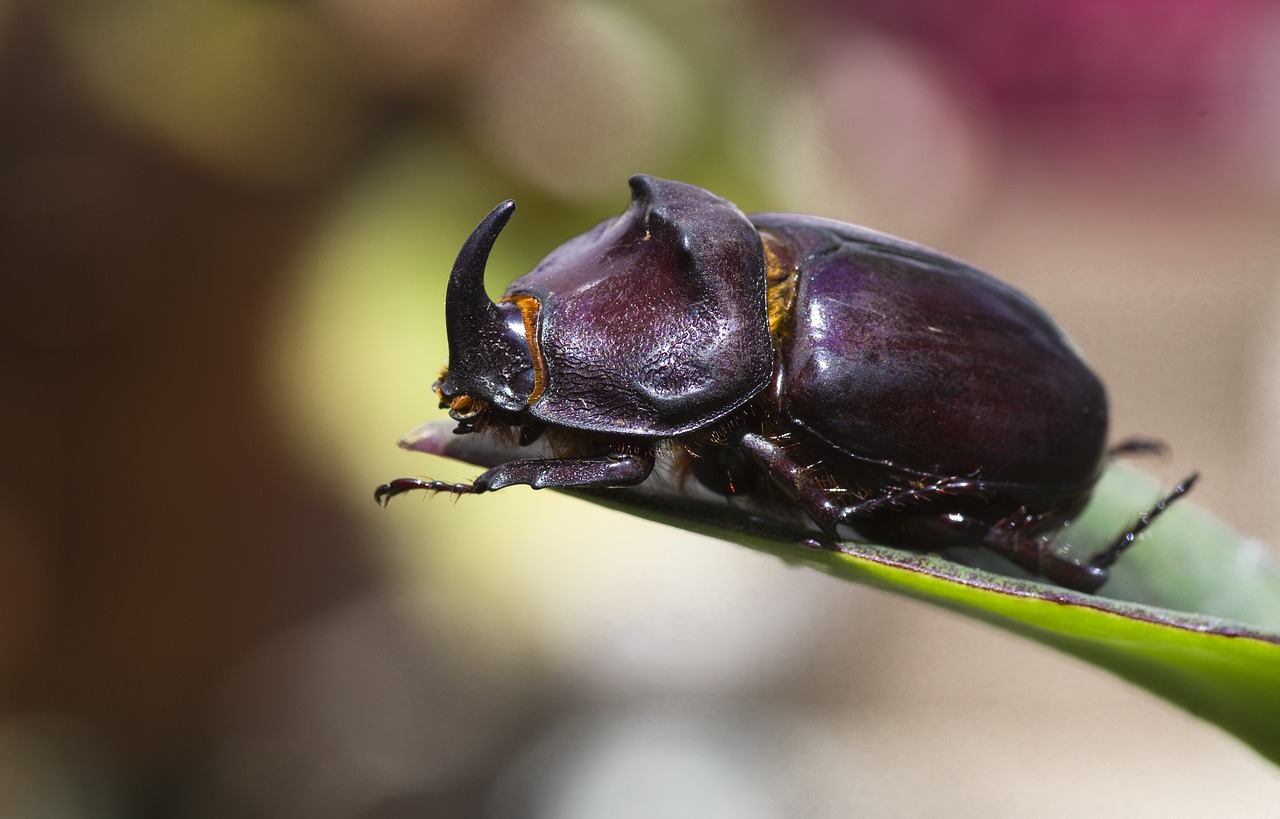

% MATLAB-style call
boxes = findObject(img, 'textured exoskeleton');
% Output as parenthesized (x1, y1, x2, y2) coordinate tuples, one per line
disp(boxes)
(378, 176, 1194, 593)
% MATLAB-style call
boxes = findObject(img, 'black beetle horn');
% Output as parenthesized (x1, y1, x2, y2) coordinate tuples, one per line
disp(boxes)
(445, 199, 514, 343)
(439, 199, 535, 413)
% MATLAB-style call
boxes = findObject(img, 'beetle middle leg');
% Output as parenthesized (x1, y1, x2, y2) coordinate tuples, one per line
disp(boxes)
(733, 430, 990, 531)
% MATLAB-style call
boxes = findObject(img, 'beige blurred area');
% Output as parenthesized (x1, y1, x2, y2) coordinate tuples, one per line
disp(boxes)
(3, 0, 1280, 815)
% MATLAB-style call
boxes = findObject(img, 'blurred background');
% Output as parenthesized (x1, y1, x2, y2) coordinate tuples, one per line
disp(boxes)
(4, 0, 1280, 815)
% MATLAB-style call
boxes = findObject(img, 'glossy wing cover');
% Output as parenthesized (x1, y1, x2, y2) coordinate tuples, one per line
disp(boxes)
(753, 214, 1109, 487)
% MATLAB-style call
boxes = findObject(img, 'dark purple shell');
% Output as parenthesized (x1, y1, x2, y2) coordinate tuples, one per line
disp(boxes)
(508, 177, 774, 436)
(752, 214, 1108, 487)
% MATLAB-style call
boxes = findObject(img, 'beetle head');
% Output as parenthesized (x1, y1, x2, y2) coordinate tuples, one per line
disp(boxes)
(435, 200, 536, 428)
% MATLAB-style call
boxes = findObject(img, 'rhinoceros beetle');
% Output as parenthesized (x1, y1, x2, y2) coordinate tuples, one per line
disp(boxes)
(376, 176, 1196, 593)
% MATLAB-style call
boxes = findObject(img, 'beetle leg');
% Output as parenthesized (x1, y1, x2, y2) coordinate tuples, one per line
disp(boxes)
(375, 451, 655, 506)
(1084, 472, 1199, 572)
(734, 430, 848, 529)
(735, 430, 987, 530)
(689, 442, 760, 497)
(734, 431, 1196, 592)
(1107, 437, 1168, 458)
(842, 477, 988, 515)
(471, 452, 655, 492)
(977, 520, 1110, 593)
(736, 430, 1099, 591)
(375, 478, 478, 505)
(974, 473, 1199, 592)
(519, 422, 545, 447)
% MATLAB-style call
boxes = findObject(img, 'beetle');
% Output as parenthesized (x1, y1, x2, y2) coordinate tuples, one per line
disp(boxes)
(376, 175, 1195, 593)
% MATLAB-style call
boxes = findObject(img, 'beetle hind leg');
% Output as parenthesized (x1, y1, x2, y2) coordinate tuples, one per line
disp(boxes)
(975, 472, 1199, 592)
(976, 514, 1111, 593)
(733, 429, 1128, 592)
(1083, 472, 1199, 572)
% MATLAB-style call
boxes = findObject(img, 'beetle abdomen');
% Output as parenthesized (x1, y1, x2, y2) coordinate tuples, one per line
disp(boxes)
(756, 216, 1108, 487)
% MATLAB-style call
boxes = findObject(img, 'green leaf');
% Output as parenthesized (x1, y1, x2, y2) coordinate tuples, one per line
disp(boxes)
(396, 422, 1280, 765)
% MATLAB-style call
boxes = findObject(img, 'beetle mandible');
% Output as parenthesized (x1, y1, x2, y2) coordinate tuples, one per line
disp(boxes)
(376, 175, 1196, 593)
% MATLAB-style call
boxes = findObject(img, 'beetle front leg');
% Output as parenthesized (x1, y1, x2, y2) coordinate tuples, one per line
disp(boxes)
(375, 477, 479, 505)
(376, 451, 654, 506)
(473, 452, 655, 491)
